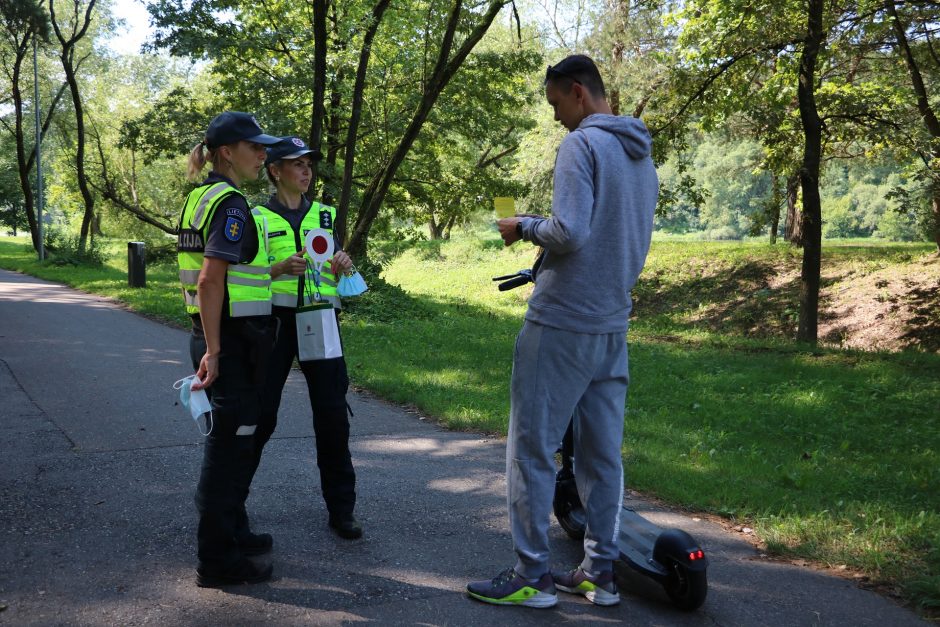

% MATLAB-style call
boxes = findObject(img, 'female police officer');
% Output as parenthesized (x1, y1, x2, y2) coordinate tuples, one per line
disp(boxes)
(178, 111, 279, 587)
(245, 136, 363, 539)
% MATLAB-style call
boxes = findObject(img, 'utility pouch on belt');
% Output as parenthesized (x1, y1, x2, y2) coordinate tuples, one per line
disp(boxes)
(296, 302, 342, 361)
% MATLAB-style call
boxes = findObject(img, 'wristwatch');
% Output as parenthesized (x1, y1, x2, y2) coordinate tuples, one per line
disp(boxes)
(515, 221, 523, 239)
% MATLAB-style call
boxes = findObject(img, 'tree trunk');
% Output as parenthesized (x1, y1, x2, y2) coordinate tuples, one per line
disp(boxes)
(442, 213, 457, 239)
(51, 0, 97, 253)
(9, 39, 40, 251)
(62, 53, 95, 251)
(933, 186, 940, 252)
(784, 173, 803, 246)
(345, 0, 510, 259)
(768, 172, 780, 245)
(4, 30, 70, 254)
(1, 0, 53, 253)
(309, 0, 327, 189)
(886, 0, 940, 253)
(428, 216, 443, 239)
(325, 1, 347, 177)
(320, 2, 349, 205)
(336, 0, 392, 247)
(608, 0, 628, 116)
(796, 0, 825, 344)
(325, 68, 344, 168)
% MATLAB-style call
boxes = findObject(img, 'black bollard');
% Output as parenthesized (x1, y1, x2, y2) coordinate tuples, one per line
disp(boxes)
(128, 241, 146, 288)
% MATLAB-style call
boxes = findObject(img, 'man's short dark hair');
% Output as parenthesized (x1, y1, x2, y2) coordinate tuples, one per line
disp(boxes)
(545, 54, 606, 98)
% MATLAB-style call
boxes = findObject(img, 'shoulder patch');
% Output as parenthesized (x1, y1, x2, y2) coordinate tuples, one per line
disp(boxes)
(224, 216, 245, 242)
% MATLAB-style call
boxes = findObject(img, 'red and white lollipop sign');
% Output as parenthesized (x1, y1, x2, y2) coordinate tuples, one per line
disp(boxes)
(305, 228, 334, 267)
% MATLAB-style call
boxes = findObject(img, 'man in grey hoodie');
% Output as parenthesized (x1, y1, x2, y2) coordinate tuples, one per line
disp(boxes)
(467, 55, 657, 608)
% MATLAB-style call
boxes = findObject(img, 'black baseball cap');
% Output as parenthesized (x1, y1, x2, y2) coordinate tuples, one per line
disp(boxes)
(204, 111, 279, 149)
(265, 136, 322, 165)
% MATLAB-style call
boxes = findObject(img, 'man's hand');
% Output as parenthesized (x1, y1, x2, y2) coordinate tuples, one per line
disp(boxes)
(498, 217, 522, 247)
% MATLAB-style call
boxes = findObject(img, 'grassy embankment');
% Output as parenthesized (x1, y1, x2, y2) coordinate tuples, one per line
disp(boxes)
(1, 234, 938, 612)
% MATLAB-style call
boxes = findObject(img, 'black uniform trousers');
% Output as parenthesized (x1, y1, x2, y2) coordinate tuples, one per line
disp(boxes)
(247, 306, 356, 519)
(190, 316, 273, 567)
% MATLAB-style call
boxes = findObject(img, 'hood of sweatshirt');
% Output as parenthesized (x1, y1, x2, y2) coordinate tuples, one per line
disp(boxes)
(579, 114, 652, 160)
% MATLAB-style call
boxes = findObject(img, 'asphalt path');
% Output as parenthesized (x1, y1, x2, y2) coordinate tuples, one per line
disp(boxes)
(0, 267, 927, 626)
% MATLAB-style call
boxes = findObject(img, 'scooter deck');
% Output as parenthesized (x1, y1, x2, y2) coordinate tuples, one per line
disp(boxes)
(617, 507, 669, 578)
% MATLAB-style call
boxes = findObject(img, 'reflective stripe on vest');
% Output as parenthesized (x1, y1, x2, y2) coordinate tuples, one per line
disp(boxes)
(179, 269, 201, 284)
(176, 183, 272, 317)
(192, 183, 236, 229)
(225, 209, 271, 316)
(230, 301, 272, 317)
(255, 202, 340, 308)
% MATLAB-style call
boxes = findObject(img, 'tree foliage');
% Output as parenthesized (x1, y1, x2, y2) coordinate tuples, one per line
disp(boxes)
(140, 0, 538, 256)
(1, 0, 938, 352)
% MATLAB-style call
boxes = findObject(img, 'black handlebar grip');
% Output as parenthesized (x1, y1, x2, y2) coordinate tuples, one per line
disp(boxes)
(498, 274, 532, 291)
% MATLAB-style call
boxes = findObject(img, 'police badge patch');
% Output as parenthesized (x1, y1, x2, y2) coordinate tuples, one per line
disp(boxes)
(224, 216, 244, 242)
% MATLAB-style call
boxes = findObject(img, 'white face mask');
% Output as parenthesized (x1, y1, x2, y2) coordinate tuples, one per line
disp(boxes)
(173, 375, 213, 436)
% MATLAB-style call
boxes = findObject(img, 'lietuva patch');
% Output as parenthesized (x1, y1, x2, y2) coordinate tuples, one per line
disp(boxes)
(320, 210, 332, 229)
(177, 229, 204, 252)
(268, 230, 287, 238)
(226, 206, 248, 221)
(224, 217, 244, 242)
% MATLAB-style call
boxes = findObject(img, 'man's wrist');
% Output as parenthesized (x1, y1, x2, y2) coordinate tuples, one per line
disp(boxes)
(515, 221, 523, 239)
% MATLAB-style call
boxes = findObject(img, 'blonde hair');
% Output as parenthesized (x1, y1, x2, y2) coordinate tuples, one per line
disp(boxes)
(186, 141, 222, 183)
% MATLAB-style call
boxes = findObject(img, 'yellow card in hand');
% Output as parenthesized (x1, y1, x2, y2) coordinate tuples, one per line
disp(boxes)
(494, 197, 515, 219)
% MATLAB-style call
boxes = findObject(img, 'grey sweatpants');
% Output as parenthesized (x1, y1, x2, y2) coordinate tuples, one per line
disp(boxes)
(507, 320, 628, 579)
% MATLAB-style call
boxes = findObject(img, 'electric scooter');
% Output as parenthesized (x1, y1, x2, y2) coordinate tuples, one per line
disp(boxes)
(555, 422, 708, 610)
(493, 267, 709, 611)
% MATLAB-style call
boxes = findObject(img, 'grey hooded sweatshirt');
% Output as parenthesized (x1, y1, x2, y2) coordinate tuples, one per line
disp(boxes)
(519, 114, 658, 334)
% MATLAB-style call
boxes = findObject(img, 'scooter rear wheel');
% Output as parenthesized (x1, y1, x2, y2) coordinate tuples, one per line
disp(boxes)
(662, 559, 707, 610)
(553, 471, 586, 540)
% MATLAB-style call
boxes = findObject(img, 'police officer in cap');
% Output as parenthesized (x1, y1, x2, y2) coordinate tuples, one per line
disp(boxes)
(177, 111, 280, 587)
(250, 136, 363, 539)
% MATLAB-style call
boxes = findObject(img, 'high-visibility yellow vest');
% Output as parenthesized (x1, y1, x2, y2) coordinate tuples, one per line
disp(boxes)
(255, 202, 340, 308)
(176, 182, 272, 317)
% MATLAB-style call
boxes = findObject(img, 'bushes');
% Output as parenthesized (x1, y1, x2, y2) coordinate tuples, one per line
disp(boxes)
(875, 208, 921, 242)
(42, 229, 107, 266)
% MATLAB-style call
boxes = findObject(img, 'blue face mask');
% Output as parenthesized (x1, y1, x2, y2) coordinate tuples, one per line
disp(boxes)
(337, 269, 368, 297)
(173, 375, 213, 436)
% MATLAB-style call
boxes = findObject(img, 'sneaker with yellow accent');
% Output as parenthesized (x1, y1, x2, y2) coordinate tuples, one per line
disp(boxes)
(466, 567, 557, 608)
(553, 567, 619, 606)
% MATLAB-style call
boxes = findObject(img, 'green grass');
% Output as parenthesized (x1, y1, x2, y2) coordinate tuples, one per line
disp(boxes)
(2, 233, 939, 612)
(348, 234, 940, 612)
(627, 340, 939, 605)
